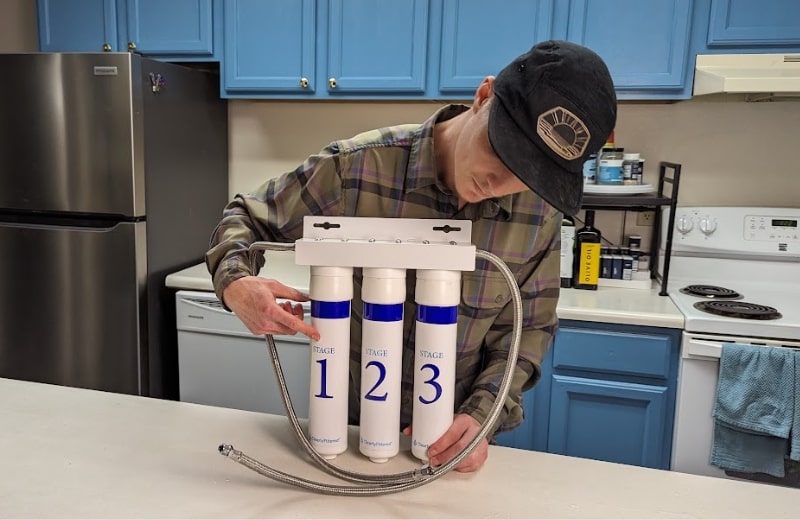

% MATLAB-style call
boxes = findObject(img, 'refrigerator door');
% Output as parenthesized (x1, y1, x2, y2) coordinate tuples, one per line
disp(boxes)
(0, 53, 144, 216)
(0, 218, 147, 394)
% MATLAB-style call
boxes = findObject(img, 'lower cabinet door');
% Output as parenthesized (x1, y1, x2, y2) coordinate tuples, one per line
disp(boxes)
(494, 386, 539, 451)
(493, 346, 553, 451)
(547, 374, 669, 469)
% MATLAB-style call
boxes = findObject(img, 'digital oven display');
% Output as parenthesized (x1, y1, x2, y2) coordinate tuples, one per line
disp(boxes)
(772, 219, 798, 228)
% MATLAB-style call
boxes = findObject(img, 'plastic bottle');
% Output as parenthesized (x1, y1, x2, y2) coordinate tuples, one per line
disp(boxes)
(560, 217, 576, 288)
(622, 153, 641, 184)
(611, 248, 623, 279)
(582, 153, 598, 184)
(597, 148, 624, 184)
(604, 130, 615, 149)
(600, 247, 611, 279)
(572, 210, 602, 290)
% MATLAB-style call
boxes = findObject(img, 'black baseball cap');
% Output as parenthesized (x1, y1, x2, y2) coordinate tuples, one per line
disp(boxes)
(489, 40, 617, 216)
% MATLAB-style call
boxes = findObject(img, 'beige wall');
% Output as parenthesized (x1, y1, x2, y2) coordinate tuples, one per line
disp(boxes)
(0, 0, 37, 51)
(229, 97, 800, 208)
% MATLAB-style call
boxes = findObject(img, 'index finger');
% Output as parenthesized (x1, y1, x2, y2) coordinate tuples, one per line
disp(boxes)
(268, 281, 311, 303)
(273, 307, 320, 342)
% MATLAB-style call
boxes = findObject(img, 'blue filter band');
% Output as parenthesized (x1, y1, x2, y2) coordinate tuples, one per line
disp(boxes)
(363, 303, 404, 322)
(311, 300, 351, 319)
(417, 305, 458, 325)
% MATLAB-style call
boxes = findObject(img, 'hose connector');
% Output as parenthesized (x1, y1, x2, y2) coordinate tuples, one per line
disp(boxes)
(411, 465, 435, 481)
(218, 444, 236, 458)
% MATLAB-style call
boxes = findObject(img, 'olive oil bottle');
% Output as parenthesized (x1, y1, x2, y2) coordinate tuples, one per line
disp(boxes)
(572, 210, 602, 290)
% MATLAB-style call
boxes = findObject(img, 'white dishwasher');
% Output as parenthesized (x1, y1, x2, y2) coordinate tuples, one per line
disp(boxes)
(176, 290, 310, 417)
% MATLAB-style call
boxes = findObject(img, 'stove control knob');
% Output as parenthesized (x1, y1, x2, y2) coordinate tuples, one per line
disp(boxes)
(699, 216, 717, 236)
(676, 214, 694, 235)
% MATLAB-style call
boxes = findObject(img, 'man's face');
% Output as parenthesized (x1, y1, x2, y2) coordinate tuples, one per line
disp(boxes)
(452, 99, 528, 206)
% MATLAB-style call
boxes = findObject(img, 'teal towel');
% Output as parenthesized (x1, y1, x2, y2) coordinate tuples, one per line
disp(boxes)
(792, 350, 800, 462)
(710, 343, 796, 478)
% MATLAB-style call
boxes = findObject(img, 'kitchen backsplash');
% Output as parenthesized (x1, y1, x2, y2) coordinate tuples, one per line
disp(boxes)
(228, 98, 799, 208)
(227, 97, 799, 252)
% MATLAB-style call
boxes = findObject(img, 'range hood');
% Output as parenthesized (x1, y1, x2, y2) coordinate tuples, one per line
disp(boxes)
(693, 53, 800, 97)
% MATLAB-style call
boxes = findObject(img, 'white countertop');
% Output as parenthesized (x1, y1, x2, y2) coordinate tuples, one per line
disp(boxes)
(1, 377, 797, 519)
(167, 258, 683, 329)
(168, 252, 310, 294)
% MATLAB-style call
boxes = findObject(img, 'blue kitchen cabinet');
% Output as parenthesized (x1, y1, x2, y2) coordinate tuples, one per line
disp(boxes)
(223, 0, 430, 98)
(326, 0, 429, 95)
(37, 0, 219, 60)
(546, 322, 680, 470)
(223, 0, 316, 93)
(436, 0, 556, 96)
(38, 0, 118, 52)
(494, 347, 553, 452)
(438, 0, 696, 99)
(704, 0, 800, 50)
(496, 321, 680, 471)
(556, 0, 694, 100)
(120, 0, 215, 57)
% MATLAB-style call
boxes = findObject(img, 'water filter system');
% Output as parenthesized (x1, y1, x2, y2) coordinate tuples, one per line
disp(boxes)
(218, 217, 525, 496)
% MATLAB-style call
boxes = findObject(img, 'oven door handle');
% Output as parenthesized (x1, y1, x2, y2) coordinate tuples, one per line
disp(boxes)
(684, 339, 723, 360)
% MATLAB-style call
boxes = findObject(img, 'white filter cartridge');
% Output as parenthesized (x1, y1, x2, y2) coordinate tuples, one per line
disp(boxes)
(412, 270, 460, 462)
(308, 266, 353, 459)
(359, 267, 405, 463)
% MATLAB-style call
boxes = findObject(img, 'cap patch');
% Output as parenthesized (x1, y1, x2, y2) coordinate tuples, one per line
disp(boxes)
(536, 106, 591, 161)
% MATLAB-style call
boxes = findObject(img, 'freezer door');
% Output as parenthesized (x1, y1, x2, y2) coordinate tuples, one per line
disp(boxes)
(0, 53, 144, 216)
(0, 219, 147, 395)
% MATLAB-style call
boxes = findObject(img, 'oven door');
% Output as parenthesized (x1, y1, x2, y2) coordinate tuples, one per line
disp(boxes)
(671, 332, 800, 478)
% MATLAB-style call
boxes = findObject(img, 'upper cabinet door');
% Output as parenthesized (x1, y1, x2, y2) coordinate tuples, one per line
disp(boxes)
(38, 0, 118, 52)
(223, 0, 316, 93)
(121, 0, 214, 55)
(325, 0, 430, 94)
(438, 0, 555, 94)
(565, 0, 693, 95)
(707, 0, 800, 47)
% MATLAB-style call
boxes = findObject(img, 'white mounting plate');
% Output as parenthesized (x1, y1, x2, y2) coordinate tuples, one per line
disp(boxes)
(294, 217, 476, 271)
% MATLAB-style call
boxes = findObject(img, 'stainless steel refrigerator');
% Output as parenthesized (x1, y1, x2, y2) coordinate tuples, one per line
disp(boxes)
(0, 53, 228, 399)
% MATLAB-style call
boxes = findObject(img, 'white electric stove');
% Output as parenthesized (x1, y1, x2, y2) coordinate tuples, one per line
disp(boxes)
(665, 206, 800, 340)
(665, 206, 800, 481)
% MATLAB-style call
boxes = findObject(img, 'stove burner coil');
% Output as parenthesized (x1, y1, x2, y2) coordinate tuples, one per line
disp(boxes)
(680, 285, 742, 299)
(693, 300, 782, 320)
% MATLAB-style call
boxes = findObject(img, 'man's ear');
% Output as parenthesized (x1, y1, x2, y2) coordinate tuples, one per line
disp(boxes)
(472, 76, 496, 110)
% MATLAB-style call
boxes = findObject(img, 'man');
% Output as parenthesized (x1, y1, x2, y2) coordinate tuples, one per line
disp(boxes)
(206, 40, 617, 473)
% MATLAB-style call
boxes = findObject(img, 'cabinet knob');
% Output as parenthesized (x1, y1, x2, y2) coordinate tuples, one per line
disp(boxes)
(299, 77, 309, 88)
(328, 77, 337, 89)
(102, 43, 111, 52)
(127, 41, 137, 52)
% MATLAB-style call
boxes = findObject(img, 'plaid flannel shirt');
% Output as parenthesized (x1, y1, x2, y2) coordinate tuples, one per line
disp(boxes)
(206, 105, 561, 435)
